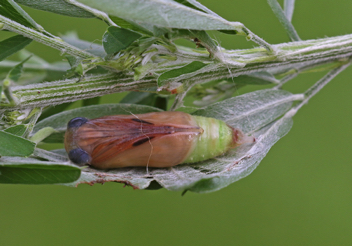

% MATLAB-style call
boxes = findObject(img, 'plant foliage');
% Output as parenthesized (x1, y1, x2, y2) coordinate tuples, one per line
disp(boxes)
(0, 0, 350, 193)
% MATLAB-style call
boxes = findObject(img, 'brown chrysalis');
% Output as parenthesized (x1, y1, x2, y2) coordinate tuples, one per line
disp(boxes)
(64, 111, 254, 169)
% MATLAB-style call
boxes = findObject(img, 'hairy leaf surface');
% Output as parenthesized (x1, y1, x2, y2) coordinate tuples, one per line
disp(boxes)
(15, 0, 94, 18)
(61, 89, 303, 192)
(76, 0, 244, 32)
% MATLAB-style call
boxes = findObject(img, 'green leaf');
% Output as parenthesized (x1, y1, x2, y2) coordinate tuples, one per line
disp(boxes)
(102, 26, 142, 54)
(67, 169, 153, 189)
(5, 0, 46, 32)
(76, 0, 244, 32)
(170, 29, 220, 56)
(33, 148, 68, 162)
(32, 103, 163, 143)
(0, 35, 32, 62)
(36, 132, 64, 144)
(230, 72, 279, 85)
(65, 89, 304, 193)
(191, 89, 302, 134)
(4, 124, 27, 136)
(1, 56, 31, 107)
(64, 55, 84, 78)
(109, 19, 168, 37)
(190, 30, 218, 49)
(0, 70, 45, 85)
(0, 0, 35, 28)
(65, 55, 81, 68)
(191, 82, 241, 107)
(0, 58, 70, 83)
(0, 157, 81, 184)
(30, 127, 57, 143)
(109, 16, 169, 37)
(158, 61, 208, 86)
(14, 0, 94, 18)
(109, 15, 154, 36)
(5, 55, 31, 82)
(284, 0, 295, 22)
(267, 0, 300, 41)
(61, 33, 106, 57)
(23, 107, 42, 138)
(0, 130, 35, 156)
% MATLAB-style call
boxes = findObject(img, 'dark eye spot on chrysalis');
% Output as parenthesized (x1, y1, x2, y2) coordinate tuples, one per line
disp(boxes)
(132, 136, 155, 147)
(131, 118, 153, 125)
(67, 117, 88, 129)
(68, 148, 91, 165)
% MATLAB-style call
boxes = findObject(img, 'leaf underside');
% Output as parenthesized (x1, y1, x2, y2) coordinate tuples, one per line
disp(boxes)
(76, 0, 242, 31)
(38, 89, 299, 193)
(15, 0, 94, 18)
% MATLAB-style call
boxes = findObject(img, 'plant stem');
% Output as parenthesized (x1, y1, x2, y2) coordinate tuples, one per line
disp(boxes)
(7, 74, 156, 109)
(241, 27, 275, 53)
(0, 15, 94, 59)
(303, 62, 350, 101)
(3, 33, 352, 110)
(286, 61, 351, 117)
(23, 108, 42, 138)
(2, 79, 18, 106)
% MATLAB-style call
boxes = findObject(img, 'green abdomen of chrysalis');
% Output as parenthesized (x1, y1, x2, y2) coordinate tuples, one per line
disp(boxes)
(182, 116, 239, 163)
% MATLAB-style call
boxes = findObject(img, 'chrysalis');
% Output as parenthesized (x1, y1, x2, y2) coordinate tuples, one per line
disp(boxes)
(64, 111, 255, 169)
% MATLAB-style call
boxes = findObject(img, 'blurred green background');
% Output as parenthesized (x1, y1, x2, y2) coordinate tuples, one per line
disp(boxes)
(1, 0, 352, 245)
